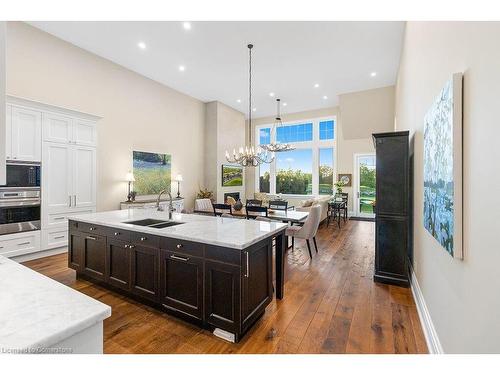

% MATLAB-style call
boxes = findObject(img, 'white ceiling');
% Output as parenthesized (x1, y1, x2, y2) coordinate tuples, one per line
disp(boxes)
(29, 21, 405, 118)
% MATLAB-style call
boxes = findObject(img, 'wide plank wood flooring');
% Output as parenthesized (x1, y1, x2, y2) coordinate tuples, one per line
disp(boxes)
(22, 219, 427, 354)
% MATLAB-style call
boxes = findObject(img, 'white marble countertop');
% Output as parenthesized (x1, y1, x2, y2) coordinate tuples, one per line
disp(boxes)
(0, 256, 111, 351)
(68, 209, 288, 250)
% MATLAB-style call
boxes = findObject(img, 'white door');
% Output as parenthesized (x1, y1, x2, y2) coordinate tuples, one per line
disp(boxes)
(42, 142, 73, 226)
(43, 112, 73, 144)
(72, 145, 96, 209)
(73, 119, 96, 146)
(5, 105, 12, 159)
(354, 154, 376, 218)
(10, 106, 42, 161)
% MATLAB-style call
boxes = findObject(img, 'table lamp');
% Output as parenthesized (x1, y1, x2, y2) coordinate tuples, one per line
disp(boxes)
(175, 174, 183, 198)
(125, 171, 135, 202)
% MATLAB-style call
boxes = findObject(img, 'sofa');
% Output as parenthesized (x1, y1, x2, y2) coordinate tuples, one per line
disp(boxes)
(253, 193, 331, 223)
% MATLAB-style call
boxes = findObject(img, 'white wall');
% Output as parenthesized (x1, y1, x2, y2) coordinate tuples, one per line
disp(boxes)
(6, 22, 206, 211)
(204, 101, 246, 203)
(395, 22, 500, 353)
(0, 22, 5, 185)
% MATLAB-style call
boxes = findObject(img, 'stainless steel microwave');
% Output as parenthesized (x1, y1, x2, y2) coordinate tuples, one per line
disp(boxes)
(3, 161, 41, 188)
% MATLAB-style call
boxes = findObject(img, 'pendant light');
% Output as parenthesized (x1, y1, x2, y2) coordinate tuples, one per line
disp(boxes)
(225, 44, 274, 167)
(261, 98, 295, 153)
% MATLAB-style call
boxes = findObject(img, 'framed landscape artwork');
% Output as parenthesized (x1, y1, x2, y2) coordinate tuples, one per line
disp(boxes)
(133, 151, 172, 195)
(423, 73, 463, 259)
(222, 164, 243, 187)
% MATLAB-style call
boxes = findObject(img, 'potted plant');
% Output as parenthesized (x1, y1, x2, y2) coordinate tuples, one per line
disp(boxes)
(333, 180, 345, 194)
(196, 187, 215, 202)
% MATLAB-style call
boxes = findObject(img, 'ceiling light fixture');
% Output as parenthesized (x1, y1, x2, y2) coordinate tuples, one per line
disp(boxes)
(261, 98, 295, 153)
(137, 41, 146, 50)
(225, 44, 274, 167)
(269, 92, 275, 97)
(179, 65, 186, 72)
(323, 95, 328, 100)
(314, 83, 319, 88)
(252, 108, 257, 112)
(183, 22, 191, 30)
(371, 72, 377, 77)
(283, 102, 287, 106)
(236, 99, 241, 103)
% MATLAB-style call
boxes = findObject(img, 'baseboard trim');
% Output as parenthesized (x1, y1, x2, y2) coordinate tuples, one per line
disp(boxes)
(13, 247, 67, 263)
(409, 264, 444, 354)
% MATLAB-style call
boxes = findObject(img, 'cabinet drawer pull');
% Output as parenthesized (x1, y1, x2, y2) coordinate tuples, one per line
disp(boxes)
(69, 195, 72, 207)
(129, 245, 135, 249)
(170, 254, 189, 262)
(89, 227, 96, 231)
(86, 236, 97, 241)
(17, 241, 31, 246)
(140, 237, 147, 241)
(54, 216, 65, 220)
(53, 235, 65, 240)
(245, 251, 250, 278)
(176, 244, 183, 249)
(124, 244, 129, 248)
(114, 232, 120, 236)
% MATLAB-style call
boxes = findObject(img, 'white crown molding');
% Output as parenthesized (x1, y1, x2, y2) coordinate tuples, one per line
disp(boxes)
(410, 264, 444, 354)
(6, 94, 102, 122)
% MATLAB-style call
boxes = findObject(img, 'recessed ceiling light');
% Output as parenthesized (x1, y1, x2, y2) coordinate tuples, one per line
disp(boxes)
(370, 72, 377, 77)
(252, 108, 257, 112)
(323, 95, 328, 100)
(283, 102, 287, 106)
(269, 92, 275, 97)
(314, 83, 319, 88)
(137, 41, 146, 50)
(183, 22, 191, 30)
(236, 99, 241, 103)
(178, 65, 186, 72)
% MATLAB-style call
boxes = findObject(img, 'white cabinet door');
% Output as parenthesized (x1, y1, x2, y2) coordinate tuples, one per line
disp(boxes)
(5, 104, 11, 159)
(43, 112, 73, 144)
(73, 119, 96, 146)
(42, 142, 73, 224)
(73, 145, 96, 209)
(11, 106, 42, 161)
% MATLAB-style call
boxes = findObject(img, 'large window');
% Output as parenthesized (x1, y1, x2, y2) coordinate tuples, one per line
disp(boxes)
(276, 149, 313, 195)
(256, 117, 336, 196)
(319, 148, 334, 194)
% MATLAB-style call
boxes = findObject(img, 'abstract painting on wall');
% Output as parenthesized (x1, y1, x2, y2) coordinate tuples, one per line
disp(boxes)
(133, 151, 171, 196)
(423, 73, 463, 259)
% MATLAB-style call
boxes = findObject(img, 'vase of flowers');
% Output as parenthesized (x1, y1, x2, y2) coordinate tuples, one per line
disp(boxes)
(196, 187, 215, 202)
(333, 181, 345, 194)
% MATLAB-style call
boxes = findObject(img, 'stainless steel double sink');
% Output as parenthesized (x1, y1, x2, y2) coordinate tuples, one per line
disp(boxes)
(123, 218, 184, 229)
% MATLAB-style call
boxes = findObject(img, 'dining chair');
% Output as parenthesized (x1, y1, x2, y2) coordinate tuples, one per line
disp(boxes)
(269, 200, 288, 211)
(213, 203, 232, 217)
(340, 193, 348, 221)
(285, 205, 321, 258)
(246, 199, 262, 207)
(246, 205, 268, 220)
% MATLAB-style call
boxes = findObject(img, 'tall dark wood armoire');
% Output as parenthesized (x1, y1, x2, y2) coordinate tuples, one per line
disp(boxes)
(372, 131, 412, 287)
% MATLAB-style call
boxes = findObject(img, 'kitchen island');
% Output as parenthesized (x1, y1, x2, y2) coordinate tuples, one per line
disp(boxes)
(0, 255, 111, 354)
(67, 209, 288, 342)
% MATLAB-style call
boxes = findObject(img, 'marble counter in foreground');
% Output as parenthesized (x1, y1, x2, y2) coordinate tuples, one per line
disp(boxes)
(0, 255, 111, 353)
(68, 209, 288, 250)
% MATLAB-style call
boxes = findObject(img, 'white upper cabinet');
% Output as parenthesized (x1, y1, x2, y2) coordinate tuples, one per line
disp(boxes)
(73, 119, 97, 147)
(9, 106, 42, 161)
(5, 105, 11, 160)
(43, 112, 73, 144)
(72, 145, 96, 208)
(43, 112, 96, 146)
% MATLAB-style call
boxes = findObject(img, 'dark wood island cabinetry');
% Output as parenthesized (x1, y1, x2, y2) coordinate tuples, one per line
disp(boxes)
(68, 218, 284, 342)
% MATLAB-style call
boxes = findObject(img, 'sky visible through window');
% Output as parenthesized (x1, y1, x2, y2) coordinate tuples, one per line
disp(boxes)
(276, 149, 313, 173)
(319, 120, 335, 140)
(276, 123, 313, 143)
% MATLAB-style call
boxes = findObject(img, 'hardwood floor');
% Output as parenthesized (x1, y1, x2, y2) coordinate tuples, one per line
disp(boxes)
(22, 220, 427, 354)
